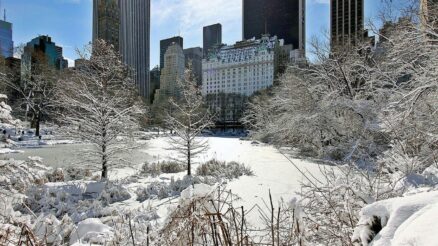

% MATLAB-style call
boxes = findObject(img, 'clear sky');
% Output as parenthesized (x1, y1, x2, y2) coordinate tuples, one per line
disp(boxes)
(2, 0, 403, 68)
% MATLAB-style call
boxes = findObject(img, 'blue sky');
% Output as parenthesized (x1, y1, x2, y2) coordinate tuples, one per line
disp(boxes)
(3, 0, 401, 67)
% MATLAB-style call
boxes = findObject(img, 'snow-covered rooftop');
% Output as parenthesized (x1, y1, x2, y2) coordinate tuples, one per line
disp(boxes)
(205, 36, 280, 63)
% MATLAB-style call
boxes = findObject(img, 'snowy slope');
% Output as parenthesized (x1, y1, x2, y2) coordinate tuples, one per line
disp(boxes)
(353, 190, 438, 246)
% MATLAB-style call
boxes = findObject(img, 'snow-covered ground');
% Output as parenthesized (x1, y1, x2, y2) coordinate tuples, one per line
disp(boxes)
(353, 189, 438, 246)
(139, 136, 322, 226)
(2, 134, 437, 245)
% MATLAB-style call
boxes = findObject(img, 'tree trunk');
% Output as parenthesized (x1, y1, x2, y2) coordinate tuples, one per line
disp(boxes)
(187, 140, 191, 176)
(101, 126, 108, 180)
(102, 145, 107, 180)
(35, 111, 41, 137)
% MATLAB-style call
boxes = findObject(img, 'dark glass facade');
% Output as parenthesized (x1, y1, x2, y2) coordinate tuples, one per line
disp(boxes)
(93, 0, 151, 99)
(203, 24, 222, 58)
(21, 36, 68, 81)
(184, 47, 203, 86)
(93, 0, 120, 50)
(160, 36, 183, 70)
(330, 0, 364, 48)
(242, 0, 305, 50)
(0, 20, 13, 58)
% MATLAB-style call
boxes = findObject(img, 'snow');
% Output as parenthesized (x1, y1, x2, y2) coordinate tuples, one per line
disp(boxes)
(353, 190, 438, 246)
(43, 181, 89, 196)
(69, 218, 113, 245)
(33, 214, 74, 244)
(0, 95, 20, 126)
(143, 136, 323, 225)
(42, 181, 106, 197)
(180, 183, 214, 201)
(3, 134, 438, 244)
(0, 148, 23, 154)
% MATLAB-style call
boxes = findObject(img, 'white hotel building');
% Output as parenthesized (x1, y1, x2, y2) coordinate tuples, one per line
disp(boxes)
(202, 35, 283, 123)
(202, 35, 282, 97)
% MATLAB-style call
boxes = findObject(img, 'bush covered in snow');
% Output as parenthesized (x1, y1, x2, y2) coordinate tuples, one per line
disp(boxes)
(140, 160, 186, 177)
(0, 157, 50, 193)
(196, 159, 254, 180)
(136, 182, 172, 201)
(32, 214, 75, 245)
(0, 94, 19, 127)
(22, 181, 131, 222)
(64, 167, 94, 181)
(136, 176, 198, 202)
(46, 167, 97, 183)
(70, 218, 114, 245)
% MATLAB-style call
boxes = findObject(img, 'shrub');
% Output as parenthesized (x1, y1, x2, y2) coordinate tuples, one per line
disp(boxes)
(196, 159, 254, 180)
(101, 181, 131, 205)
(0, 157, 50, 193)
(46, 168, 65, 182)
(136, 176, 201, 202)
(22, 181, 131, 222)
(64, 167, 93, 181)
(140, 161, 186, 177)
(160, 161, 186, 174)
(136, 182, 171, 202)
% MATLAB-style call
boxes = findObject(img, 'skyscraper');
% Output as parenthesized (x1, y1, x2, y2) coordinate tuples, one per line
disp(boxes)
(160, 36, 183, 70)
(183, 47, 203, 86)
(330, 0, 364, 48)
(0, 19, 13, 58)
(154, 43, 185, 104)
(21, 35, 68, 80)
(93, 0, 120, 50)
(119, 0, 150, 98)
(203, 24, 222, 58)
(93, 0, 151, 99)
(242, 0, 305, 51)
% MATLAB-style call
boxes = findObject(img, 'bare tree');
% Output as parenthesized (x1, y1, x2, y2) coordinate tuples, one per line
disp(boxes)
(56, 40, 145, 180)
(0, 52, 58, 136)
(245, 4, 438, 245)
(166, 66, 214, 176)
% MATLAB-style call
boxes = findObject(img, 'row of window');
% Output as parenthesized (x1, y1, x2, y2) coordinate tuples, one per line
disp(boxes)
(203, 56, 274, 69)
(204, 85, 270, 95)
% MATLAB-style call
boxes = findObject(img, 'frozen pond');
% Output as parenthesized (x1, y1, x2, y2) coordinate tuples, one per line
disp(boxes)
(1, 143, 153, 169)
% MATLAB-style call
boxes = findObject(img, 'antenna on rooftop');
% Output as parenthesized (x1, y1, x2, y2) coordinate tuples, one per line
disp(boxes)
(4, 9, 6, 21)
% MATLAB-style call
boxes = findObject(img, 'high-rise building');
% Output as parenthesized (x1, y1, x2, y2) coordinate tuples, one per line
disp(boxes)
(330, 0, 364, 48)
(119, 0, 150, 98)
(242, 0, 305, 51)
(183, 47, 203, 86)
(160, 36, 183, 70)
(154, 43, 185, 104)
(93, 0, 151, 99)
(21, 35, 68, 79)
(203, 24, 222, 58)
(93, 0, 120, 50)
(0, 20, 13, 58)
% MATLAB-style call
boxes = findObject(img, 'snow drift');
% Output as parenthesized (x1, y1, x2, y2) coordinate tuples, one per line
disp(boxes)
(353, 190, 438, 245)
